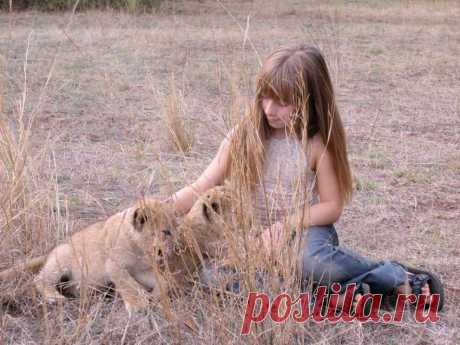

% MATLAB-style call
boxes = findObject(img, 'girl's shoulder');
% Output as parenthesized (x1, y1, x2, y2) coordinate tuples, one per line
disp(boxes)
(217, 127, 236, 152)
(215, 126, 237, 157)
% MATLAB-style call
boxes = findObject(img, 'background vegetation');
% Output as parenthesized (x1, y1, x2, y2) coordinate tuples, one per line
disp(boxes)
(2, 0, 165, 12)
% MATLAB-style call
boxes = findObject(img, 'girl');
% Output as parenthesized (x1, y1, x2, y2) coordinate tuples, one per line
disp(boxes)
(168, 45, 442, 310)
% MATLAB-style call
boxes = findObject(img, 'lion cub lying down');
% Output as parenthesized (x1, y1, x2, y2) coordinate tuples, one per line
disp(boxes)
(0, 186, 234, 313)
(34, 199, 176, 314)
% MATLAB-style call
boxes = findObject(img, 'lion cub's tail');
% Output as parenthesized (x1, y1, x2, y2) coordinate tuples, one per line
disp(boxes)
(0, 255, 47, 281)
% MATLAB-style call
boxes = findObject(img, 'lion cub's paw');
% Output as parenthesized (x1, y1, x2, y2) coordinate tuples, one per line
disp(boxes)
(123, 293, 151, 317)
(34, 280, 67, 304)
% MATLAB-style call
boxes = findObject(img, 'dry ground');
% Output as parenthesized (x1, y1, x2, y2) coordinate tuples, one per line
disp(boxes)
(0, 0, 459, 344)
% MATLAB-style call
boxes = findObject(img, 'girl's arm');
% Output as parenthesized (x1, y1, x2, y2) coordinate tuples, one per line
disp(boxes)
(169, 137, 230, 216)
(290, 134, 343, 228)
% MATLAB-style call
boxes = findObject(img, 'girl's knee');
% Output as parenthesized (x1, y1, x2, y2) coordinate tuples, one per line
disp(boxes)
(300, 257, 345, 287)
(300, 242, 349, 285)
(301, 247, 342, 278)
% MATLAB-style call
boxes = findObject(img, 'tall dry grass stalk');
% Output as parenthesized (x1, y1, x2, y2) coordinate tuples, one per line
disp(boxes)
(188, 116, 314, 340)
(161, 74, 195, 155)
(0, 112, 31, 252)
(0, 37, 59, 267)
(192, 62, 318, 339)
(220, 63, 246, 132)
(0, 45, 37, 257)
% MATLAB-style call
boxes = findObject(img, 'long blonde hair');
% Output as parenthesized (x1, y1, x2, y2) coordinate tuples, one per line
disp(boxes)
(226, 45, 353, 206)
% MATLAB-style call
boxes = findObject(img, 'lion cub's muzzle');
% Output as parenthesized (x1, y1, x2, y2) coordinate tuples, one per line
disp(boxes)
(153, 226, 183, 267)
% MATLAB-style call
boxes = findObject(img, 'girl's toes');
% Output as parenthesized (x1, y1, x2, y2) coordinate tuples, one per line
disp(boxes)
(421, 283, 431, 304)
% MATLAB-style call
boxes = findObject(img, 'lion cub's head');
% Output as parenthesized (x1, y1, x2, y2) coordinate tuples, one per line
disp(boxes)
(180, 185, 234, 257)
(130, 199, 178, 264)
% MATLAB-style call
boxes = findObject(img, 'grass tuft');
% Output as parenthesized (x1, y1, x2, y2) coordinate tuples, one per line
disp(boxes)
(161, 74, 195, 155)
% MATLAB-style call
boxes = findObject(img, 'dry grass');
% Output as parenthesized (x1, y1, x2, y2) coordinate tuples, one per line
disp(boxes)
(160, 73, 195, 155)
(0, 0, 459, 344)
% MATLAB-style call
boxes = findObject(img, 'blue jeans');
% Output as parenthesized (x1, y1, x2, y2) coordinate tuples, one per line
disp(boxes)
(301, 224, 407, 294)
(199, 224, 407, 294)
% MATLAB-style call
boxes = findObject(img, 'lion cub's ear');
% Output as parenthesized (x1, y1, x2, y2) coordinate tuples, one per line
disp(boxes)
(132, 208, 148, 232)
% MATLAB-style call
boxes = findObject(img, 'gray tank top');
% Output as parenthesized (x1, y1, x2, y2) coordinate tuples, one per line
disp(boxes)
(251, 135, 319, 228)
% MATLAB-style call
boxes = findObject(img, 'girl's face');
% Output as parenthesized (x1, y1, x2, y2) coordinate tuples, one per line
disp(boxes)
(261, 96, 296, 131)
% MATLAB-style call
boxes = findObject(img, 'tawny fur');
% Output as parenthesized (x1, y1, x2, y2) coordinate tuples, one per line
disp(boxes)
(0, 255, 47, 281)
(161, 185, 235, 290)
(1, 199, 177, 315)
(0, 186, 235, 309)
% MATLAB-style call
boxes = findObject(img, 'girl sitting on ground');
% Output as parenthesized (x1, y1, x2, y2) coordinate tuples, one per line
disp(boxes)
(167, 44, 443, 311)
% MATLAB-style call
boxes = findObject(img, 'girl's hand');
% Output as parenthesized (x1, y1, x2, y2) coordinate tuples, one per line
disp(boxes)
(261, 222, 285, 256)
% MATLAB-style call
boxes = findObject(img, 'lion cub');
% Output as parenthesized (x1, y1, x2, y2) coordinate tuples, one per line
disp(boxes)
(161, 185, 236, 290)
(34, 199, 176, 314)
